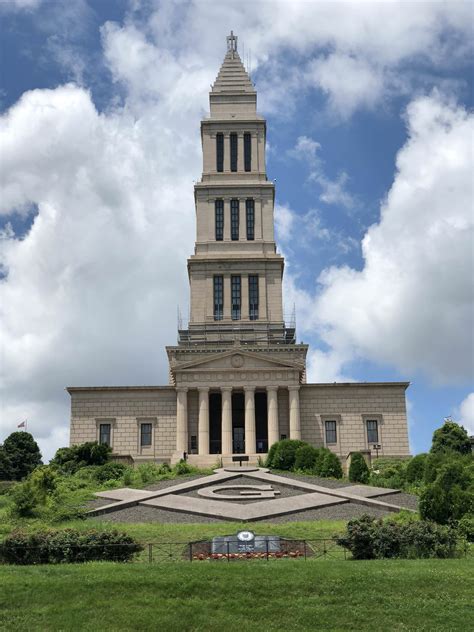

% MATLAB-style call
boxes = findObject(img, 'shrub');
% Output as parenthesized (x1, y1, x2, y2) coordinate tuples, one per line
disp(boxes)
(370, 457, 408, 489)
(136, 462, 163, 484)
(173, 460, 194, 475)
(0, 529, 143, 565)
(313, 447, 331, 476)
(319, 451, 343, 479)
(95, 462, 127, 483)
(419, 460, 474, 524)
(337, 515, 459, 560)
(269, 439, 308, 470)
(51, 442, 111, 474)
(431, 420, 471, 455)
(457, 515, 474, 542)
(0, 432, 42, 481)
(10, 481, 37, 517)
(29, 466, 58, 504)
(348, 453, 370, 484)
(265, 442, 279, 468)
(406, 453, 428, 483)
(294, 445, 320, 472)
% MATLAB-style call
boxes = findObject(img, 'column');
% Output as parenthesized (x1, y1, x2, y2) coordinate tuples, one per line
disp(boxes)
(288, 386, 301, 440)
(267, 386, 279, 447)
(198, 387, 210, 456)
(221, 387, 233, 454)
(244, 387, 256, 454)
(176, 387, 188, 454)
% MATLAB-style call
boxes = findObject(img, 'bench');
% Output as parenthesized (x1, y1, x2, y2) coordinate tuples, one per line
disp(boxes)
(232, 455, 249, 467)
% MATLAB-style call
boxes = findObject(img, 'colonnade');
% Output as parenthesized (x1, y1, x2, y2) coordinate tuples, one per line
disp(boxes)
(175, 385, 301, 455)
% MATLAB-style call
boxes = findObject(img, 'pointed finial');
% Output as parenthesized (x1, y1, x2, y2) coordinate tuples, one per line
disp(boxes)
(227, 31, 238, 58)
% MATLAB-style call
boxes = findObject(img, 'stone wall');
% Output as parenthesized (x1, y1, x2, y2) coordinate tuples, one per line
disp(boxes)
(69, 387, 177, 460)
(300, 383, 410, 458)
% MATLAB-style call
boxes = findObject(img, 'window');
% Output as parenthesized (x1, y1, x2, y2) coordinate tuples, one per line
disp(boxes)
(244, 132, 251, 171)
(190, 435, 197, 451)
(367, 420, 379, 444)
(140, 423, 152, 447)
(246, 199, 255, 240)
(213, 275, 223, 321)
(249, 274, 259, 321)
(280, 434, 287, 441)
(215, 199, 224, 241)
(216, 133, 224, 172)
(325, 420, 337, 444)
(231, 199, 239, 240)
(99, 423, 111, 446)
(230, 132, 238, 172)
(231, 275, 241, 320)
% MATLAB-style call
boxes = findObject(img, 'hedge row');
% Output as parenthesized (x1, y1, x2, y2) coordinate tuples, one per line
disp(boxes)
(337, 515, 459, 559)
(0, 529, 143, 565)
(265, 440, 344, 478)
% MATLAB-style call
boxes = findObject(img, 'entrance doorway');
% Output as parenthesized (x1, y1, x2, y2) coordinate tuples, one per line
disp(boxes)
(233, 427, 245, 453)
(255, 391, 268, 453)
(209, 392, 222, 454)
(232, 392, 245, 453)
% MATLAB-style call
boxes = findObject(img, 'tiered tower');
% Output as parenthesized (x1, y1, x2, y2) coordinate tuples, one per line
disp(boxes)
(167, 33, 308, 464)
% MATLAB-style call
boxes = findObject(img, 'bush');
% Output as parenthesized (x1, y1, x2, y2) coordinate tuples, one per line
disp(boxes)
(10, 481, 37, 517)
(0, 529, 143, 565)
(349, 453, 370, 484)
(29, 466, 58, 504)
(313, 447, 330, 476)
(173, 460, 194, 475)
(294, 445, 320, 472)
(265, 442, 279, 468)
(95, 462, 127, 483)
(419, 460, 474, 524)
(319, 451, 343, 479)
(370, 457, 408, 489)
(406, 453, 428, 483)
(457, 515, 474, 542)
(268, 439, 308, 470)
(337, 515, 459, 560)
(51, 442, 111, 474)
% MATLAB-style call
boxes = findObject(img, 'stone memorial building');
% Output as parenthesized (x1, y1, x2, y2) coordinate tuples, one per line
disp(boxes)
(68, 33, 410, 468)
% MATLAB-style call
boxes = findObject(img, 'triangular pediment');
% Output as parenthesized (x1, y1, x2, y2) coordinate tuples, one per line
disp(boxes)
(174, 349, 304, 373)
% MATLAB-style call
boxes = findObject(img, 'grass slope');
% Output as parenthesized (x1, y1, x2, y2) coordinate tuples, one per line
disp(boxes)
(1, 559, 472, 631)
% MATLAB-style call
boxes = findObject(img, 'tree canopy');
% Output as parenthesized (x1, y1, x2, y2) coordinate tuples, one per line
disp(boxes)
(0, 432, 42, 481)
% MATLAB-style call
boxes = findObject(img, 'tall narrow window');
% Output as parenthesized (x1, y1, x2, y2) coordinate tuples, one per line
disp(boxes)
(213, 275, 223, 321)
(325, 420, 337, 444)
(99, 423, 111, 446)
(215, 199, 224, 241)
(140, 423, 152, 447)
(244, 132, 251, 171)
(367, 420, 379, 444)
(231, 275, 241, 320)
(246, 199, 255, 240)
(230, 132, 238, 172)
(216, 133, 224, 172)
(249, 275, 259, 321)
(231, 199, 239, 240)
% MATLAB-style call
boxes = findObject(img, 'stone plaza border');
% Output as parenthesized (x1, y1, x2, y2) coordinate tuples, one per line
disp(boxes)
(89, 468, 414, 522)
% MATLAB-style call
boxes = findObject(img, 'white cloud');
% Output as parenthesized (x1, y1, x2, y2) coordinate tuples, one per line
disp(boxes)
(302, 93, 474, 384)
(458, 393, 474, 434)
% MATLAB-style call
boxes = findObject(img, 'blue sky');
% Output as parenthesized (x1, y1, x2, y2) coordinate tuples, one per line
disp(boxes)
(0, 0, 473, 461)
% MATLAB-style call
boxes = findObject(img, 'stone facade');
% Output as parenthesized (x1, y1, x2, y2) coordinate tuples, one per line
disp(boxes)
(68, 33, 411, 467)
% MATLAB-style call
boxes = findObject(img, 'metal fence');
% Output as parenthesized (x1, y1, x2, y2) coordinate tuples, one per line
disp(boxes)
(1, 539, 472, 564)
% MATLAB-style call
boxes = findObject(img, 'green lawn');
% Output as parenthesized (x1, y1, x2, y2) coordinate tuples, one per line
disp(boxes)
(0, 559, 472, 631)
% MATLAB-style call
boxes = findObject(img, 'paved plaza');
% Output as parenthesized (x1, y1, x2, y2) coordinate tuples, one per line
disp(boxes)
(89, 468, 416, 523)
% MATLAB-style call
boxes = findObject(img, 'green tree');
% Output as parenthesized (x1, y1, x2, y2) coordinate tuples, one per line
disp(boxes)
(0, 447, 13, 480)
(406, 453, 428, 483)
(349, 452, 370, 484)
(1, 432, 42, 481)
(431, 420, 471, 455)
(419, 460, 474, 524)
(51, 442, 111, 473)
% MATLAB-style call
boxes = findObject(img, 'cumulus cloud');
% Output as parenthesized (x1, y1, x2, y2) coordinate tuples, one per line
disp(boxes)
(458, 393, 474, 434)
(301, 93, 474, 384)
(0, 82, 201, 459)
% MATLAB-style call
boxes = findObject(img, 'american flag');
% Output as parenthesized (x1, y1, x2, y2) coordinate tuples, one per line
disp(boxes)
(17, 420, 26, 429)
